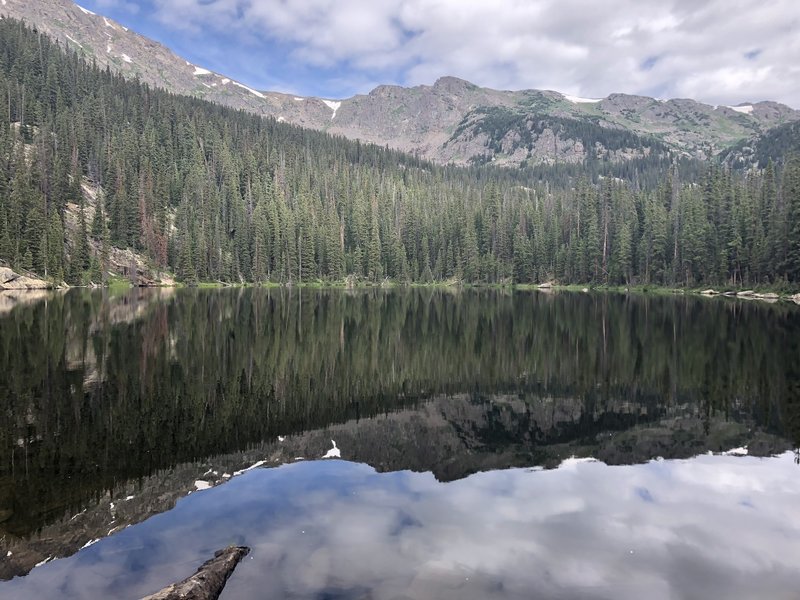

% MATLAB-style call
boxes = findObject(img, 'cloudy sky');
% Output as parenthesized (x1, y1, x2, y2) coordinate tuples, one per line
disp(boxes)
(81, 0, 800, 106)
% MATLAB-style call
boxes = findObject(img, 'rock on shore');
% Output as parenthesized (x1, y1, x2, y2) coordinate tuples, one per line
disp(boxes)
(0, 266, 50, 290)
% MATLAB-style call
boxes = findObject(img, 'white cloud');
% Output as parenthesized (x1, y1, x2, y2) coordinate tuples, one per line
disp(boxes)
(148, 0, 800, 106)
(9, 453, 800, 598)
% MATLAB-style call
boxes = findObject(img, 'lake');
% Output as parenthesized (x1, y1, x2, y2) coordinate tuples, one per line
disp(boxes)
(1, 288, 799, 599)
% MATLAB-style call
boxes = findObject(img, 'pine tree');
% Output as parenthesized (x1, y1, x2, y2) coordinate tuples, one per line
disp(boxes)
(251, 201, 269, 282)
(462, 215, 480, 283)
(69, 200, 91, 284)
(8, 145, 32, 267)
(91, 197, 106, 239)
(420, 234, 433, 282)
(25, 201, 47, 274)
(0, 217, 12, 263)
(326, 217, 345, 280)
(612, 222, 633, 284)
(512, 228, 532, 283)
(46, 211, 65, 282)
(783, 156, 800, 281)
(21, 248, 33, 271)
(367, 208, 382, 282)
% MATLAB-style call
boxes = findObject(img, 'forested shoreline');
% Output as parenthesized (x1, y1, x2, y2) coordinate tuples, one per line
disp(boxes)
(0, 18, 799, 289)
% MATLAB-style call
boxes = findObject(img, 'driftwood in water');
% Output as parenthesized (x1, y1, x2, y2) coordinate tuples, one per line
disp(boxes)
(141, 546, 250, 600)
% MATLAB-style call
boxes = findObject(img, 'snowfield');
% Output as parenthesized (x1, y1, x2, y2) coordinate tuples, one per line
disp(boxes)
(562, 93, 602, 104)
(233, 81, 266, 99)
(322, 99, 342, 119)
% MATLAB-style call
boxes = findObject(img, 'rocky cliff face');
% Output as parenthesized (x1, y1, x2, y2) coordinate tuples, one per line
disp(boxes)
(2, 0, 798, 167)
(720, 120, 800, 168)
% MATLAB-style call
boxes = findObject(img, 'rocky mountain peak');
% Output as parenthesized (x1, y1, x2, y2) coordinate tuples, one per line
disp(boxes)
(367, 83, 407, 98)
(432, 76, 478, 93)
(1, 0, 799, 168)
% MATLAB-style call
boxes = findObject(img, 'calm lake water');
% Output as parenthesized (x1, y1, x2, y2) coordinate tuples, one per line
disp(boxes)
(1, 288, 799, 599)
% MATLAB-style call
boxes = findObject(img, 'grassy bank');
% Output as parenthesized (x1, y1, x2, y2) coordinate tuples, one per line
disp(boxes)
(17, 275, 799, 303)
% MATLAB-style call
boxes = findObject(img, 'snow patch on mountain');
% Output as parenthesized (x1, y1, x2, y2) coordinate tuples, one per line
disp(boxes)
(103, 17, 116, 30)
(75, 4, 95, 16)
(65, 34, 83, 49)
(232, 81, 265, 99)
(322, 99, 342, 120)
(294, 97, 304, 101)
(728, 104, 754, 114)
(120, 53, 132, 63)
(193, 66, 211, 76)
(562, 93, 602, 104)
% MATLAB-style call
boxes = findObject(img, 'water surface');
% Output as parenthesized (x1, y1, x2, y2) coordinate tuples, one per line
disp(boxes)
(0, 288, 798, 598)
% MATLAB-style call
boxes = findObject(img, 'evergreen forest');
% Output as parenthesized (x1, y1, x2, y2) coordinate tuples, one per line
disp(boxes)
(1, 18, 799, 288)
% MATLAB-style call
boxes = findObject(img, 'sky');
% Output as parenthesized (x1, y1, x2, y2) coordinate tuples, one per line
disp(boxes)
(78, 0, 800, 107)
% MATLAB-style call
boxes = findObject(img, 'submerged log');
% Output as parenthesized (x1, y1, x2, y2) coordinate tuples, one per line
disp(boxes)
(141, 546, 250, 600)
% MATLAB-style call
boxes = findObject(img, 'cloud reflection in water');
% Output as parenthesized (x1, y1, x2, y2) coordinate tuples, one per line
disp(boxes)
(6, 452, 800, 600)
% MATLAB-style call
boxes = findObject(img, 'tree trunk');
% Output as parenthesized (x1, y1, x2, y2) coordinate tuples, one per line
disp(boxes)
(141, 546, 250, 600)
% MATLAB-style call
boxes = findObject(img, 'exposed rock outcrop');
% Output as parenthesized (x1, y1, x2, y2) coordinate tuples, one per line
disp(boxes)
(0, 266, 50, 290)
(64, 193, 176, 287)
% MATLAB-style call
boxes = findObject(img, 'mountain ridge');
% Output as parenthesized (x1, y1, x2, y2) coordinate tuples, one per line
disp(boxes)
(2, 0, 798, 168)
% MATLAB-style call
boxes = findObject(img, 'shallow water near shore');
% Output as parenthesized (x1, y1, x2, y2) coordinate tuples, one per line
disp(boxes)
(1, 288, 799, 598)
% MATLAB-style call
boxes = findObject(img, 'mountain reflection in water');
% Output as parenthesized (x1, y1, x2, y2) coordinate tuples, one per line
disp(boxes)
(0, 288, 799, 596)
